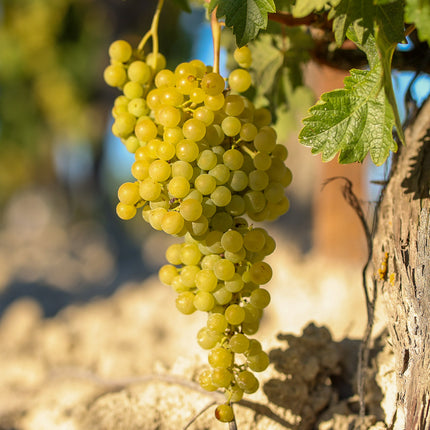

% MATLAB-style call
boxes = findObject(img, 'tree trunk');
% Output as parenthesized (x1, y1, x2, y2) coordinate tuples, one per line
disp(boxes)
(372, 99, 430, 429)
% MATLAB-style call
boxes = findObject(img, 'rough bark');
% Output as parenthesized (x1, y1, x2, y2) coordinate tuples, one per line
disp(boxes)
(372, 99, 430, 429)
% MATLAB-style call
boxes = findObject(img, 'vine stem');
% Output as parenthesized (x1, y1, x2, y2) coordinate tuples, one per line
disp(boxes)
(137, 0, 164, 67)
(210, 7, 221, 74)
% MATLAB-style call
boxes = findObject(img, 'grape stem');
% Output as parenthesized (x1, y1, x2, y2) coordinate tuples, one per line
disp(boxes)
(138, 0, 165, 67)
(210, 7, 221, 74)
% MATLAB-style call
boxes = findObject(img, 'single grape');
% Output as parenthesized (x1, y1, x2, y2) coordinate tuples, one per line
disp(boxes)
(247, 350, 270, 372)
(236, 370, 259, 394)
(228, 69, 252, 93)
(233, 46, 252, 68)
(127, 60, 151, 84)
(194, 290, 215, 311)
(197, 327, 222, 349)
(208, 346, 233, 368)
(215, 404, 234, 423)
(109, 40, 132, 63)
(229, 333, 250, 353)
(225, 304, 245, 325)
(116, 202, 137, 220)
(176, 291, 196, 315)
(201, 72, 225, 95)
(198, 369, 217, 391)
(161, 211, 185, 235)
(207, 313, 228, 332)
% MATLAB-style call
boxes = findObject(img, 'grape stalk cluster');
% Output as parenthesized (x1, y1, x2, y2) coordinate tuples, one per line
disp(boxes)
(104, 39, 292, 423)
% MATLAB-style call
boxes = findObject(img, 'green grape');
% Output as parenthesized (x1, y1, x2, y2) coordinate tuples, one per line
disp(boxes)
(248, 169, 269, 191)
(249, 261, 272, 284)
(215, 404, 234, 423)
(175, 62, 197, 78)
(165, 243, 183, 265)
(184, 189, 203, 202)
(225, 195, 245, 216)
(204, 124, 225, 146)
(123, 81, 144, 99)
(109, 40, 132, 63)
(228, 69, 252, 93)
(224, 247, 246, 264)
(158, 264, 178, 286)
(124, 135, 141, 153)
(264, 182, 285, 204)
(155, 69, 176, 88)
(225, 386, 244, 403)
(182, 118, 206, 141)
(156, 141, 176, 161)
(233, 46, 252, 68)
(149, 159, 171, 182)
(198, 369, 217, 391)
(272, 143, 288, 161)
(224, 94, 245, 116)
(243, 229, 266, 252)
(180, 265, 200, 288)
(128, 98, 148, 117)
(240, 122, 258, 141)
(223, 149, 244, 170)
(224, 273, 244, 293)
(180, 242, 201, 265)
(146, 51, 167, 72)
(116, 202, 137, 220)
(221, 230, 243, 253)
(176, 76, 198, 95)
(179, 198, 203, 221)
(195, 106, 215, 126)
(253, 152, 272, 171)
(236, 370, 259, 394)
(131, 159, 150, 178)
(149, 207, 167, 230)
(221, 116, 241, 137)
(201, 72, 225, 95)
(176, 139, 199, 162)
(211, 212, 233, 232)
(210, 186, 232, 207)
(253, 108, 272, 127)
(228, 170, 248, 192)
(115, 112, 136, 137)
(243, 191, 266, 213)
(247, 351, 270, 372)
(204, 230, 224, 254)
(156, 105, 181, 128)
(250, 288, 271, 308)
(207, 313, 228, 332)
(195, 269, 218, 292)
(195, 174, 217, 195)
(163, 126, 184, 144)
(246, 339, 262, 356)
(211, 368, 233, 388)
(197, 327, 222, 349)
(146, 89, 163, 110)
(212, 285, 233, 305)
(225, 304, 245, 325)
(189, 59, 206, 78)
(150, 194, 169, 210)
(161, 211, 185, 235)
(168, 176, 190, 198)
(197, 149, 218, 171)
(139, 178, 161, 201)
(160, 87, 184, 106)
(194, 291, 215, 312)
(204, 93, 225, 111)
(208, 164, 230, 185)
(208, 346, 233, 368)
(171, 160, 193, 180)
(176, 291, 196, 315)
(201, 254, 221, 270)
(214, 259, 235, 281)
(104, 64, 127, 87)
(229, 333, 249, 353)
(190, 87, 206, 103)
(135, 117, 158, 142)
(254, 127, 277, 153)
(118, 181, 140, 205)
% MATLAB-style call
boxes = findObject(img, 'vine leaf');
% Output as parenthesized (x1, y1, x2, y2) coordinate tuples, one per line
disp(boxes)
(329, 0, 374, 46)
(299, 59, 398, 165)
(292, 0, 332, 18)
(213, 0, 276, 47)
(170, 0, 191, 12)
(405, 0, 430, 43)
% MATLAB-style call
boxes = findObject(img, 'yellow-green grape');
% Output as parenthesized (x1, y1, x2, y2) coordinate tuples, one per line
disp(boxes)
(135, 117, 158, 142)
(223, 149, 244, 170)
(253, 152, 272, 171)
(180, 242, 201, 265)
(240, 122, 258, 141)
(253, 107, 272, 127)
(116, 202, 137, 220)
(194, 106, 215, 126)
(182, 118, 206, 141)
(161, 211, 185, 235)
(201, 72, 225, 95)
(180, 265, 200, 288)
(250, 288, 271, 308)
(225, 386, 244, 402)
(213, 259, 235, 281)
(208, 346, 233, 368)
(164, 127, 184, 145)
(176, 139, 199, 162)
(158, 264, 178, 286)
(225, 304, 245, 325)
(189, 59, 206, 78)
(156, 105, 181, 128)
(221, 230, 243, 253)
(228, 69, 252, 93)
(168, 176, 190, 199)
(161, 87, 184, 106)
(179, 198, 203, 222)
(254, 127, 277, 153)
(165, 243, 183, 265)
(123, 81, 144, 99)
(247, 350, 270, 372)
(146, 52, 167, 72)
(207, 313, 228, 332)
(215, 404, 234, 423)
(149, 159, 171, 182)
(229, 333, 250, 353)
(146, 89, 163, 110)
(212, 285, 233, 305)
(195, 269, 218, 292)
(176, 291, 196, 314)
(195, 174, 217, 195)
(194, 291, 215, 311)
(155, 69, 176, 88)
(197, 327, 222, 349)
(128, 60, 151, 84)
(236, 370, 259, 394)
(228, 170, 248, 192)
(104, 64, 127, 87)
(221, 116, 241, 137)
(109, 40, 132, 63)
(204, 93, 225, 111)
(211, 368, 233, 388)
(233, 46, 252, 68)
(210, 186, 232, 207)
(249, 261, 273, 285)
(224, 273, 244, 293)
(131, 160, 149, 180)
(128, 98, 148, 117)
(248, 169, 269, 192)
(199, 369, 217, 391)
(118, 181, 140, 205)
(149, 207, 167, 230)
(190, 87, 206, 104)
(139, 178, 161, 201)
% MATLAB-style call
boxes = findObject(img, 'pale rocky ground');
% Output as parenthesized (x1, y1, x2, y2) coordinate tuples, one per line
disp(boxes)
(0, 190, 396, 430)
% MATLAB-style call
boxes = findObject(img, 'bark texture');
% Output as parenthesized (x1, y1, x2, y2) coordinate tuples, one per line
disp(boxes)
(372, 99, 430, 429)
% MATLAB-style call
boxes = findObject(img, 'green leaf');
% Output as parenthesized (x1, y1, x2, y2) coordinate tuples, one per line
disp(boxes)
(170, 0, 191, 12)
(299, 62, 398, 166)
(215, 0, 276, 46)
(329, 0, 374, 46)
(405, 0, 430, 43)
(375, 0, 405, 44)
(292, 0, 331, 17)
(273, 0, 294, 12)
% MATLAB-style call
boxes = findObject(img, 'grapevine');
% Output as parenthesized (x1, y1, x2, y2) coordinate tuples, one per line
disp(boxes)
(104, 0, 292, 423)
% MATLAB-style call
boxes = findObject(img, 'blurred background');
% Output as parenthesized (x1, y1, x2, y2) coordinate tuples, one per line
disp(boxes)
(0, 0, 429, 323)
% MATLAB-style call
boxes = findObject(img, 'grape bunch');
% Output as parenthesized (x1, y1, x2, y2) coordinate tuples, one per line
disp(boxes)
(104, 40, 292, 423)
